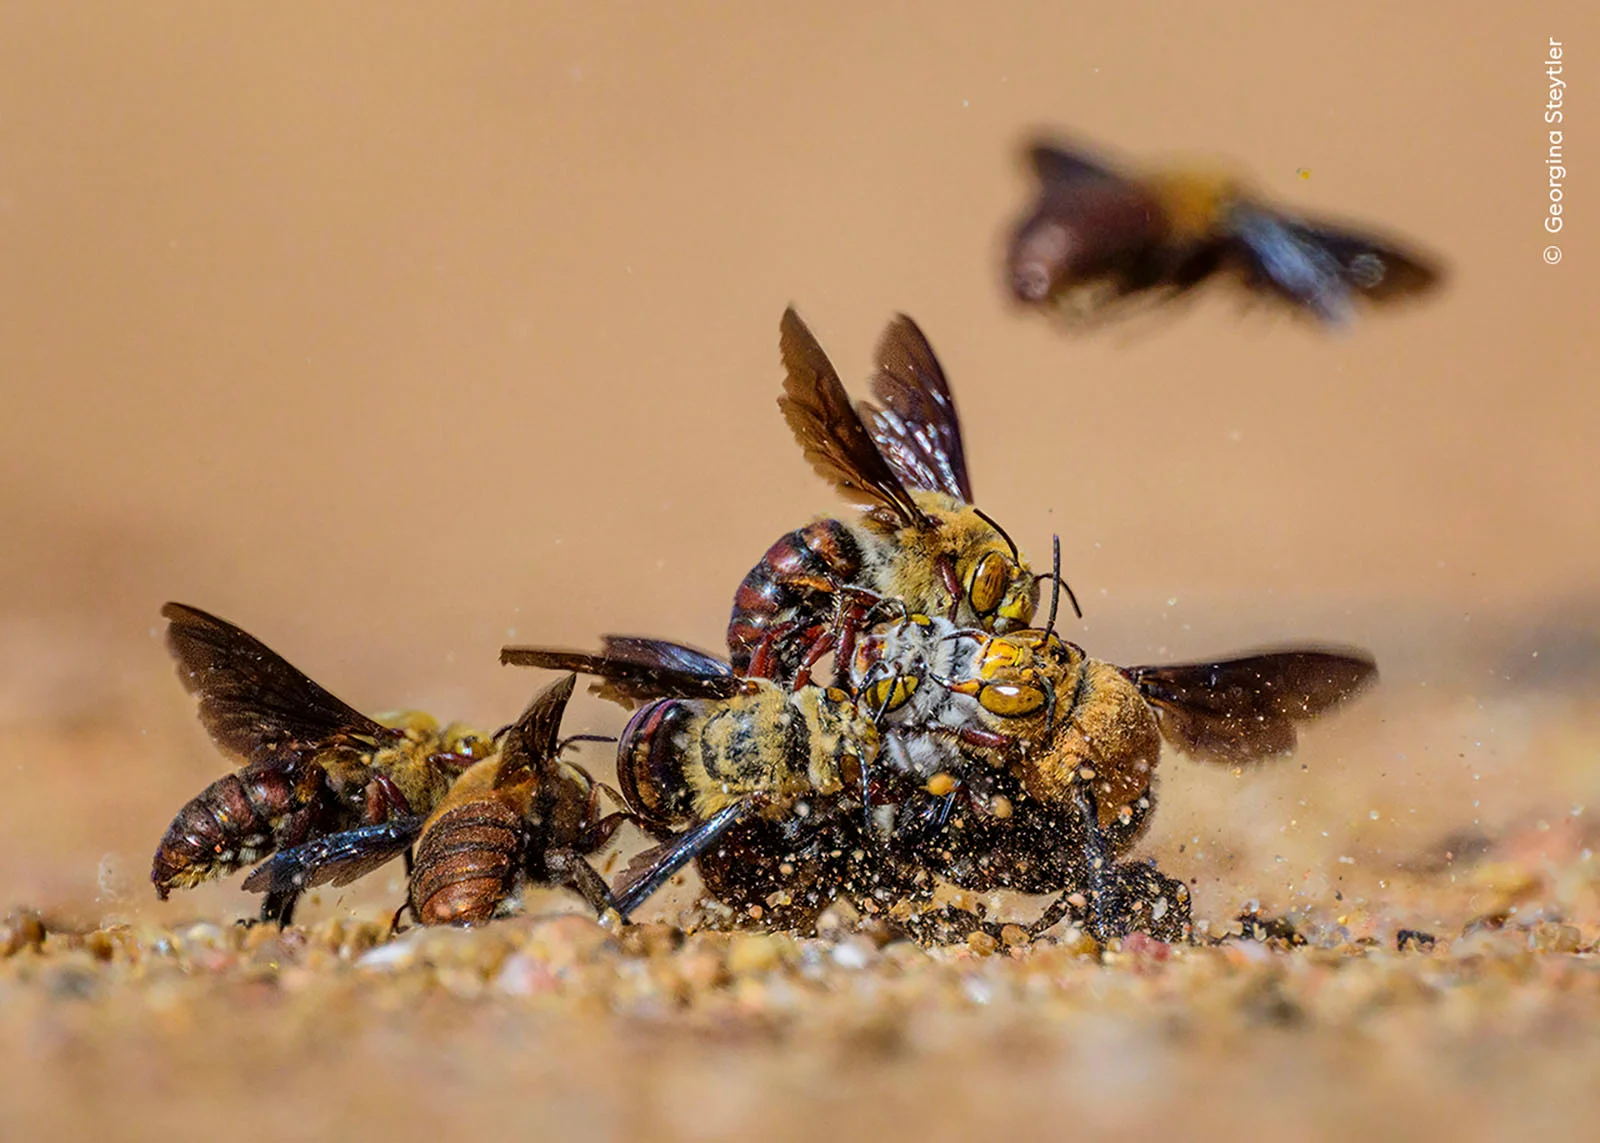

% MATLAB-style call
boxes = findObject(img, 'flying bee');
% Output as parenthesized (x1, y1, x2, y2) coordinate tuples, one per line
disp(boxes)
(240, 675, 631, 926)
(726, 307, 1042, 687)
(1007, 137, 1442, 326)
(152, 602, 493, 924)
(500, 637, 924, 929)
(851, 590, 1377, 942)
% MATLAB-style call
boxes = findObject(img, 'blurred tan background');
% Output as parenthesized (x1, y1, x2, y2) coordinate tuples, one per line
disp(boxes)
(0, 2, 1596, 925)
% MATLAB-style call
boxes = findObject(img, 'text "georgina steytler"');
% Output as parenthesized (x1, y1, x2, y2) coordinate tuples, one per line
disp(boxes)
(1545, 37, 1567, 250)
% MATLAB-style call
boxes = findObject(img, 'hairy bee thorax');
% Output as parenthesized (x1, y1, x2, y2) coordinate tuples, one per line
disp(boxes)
(1023, 658, 1161, 828)
(1139, 169, 1247, 242)
(313, 711, 491, 822)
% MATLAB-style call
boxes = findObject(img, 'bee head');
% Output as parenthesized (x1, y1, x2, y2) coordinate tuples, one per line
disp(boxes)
(439, 723, 495, 764)
(965, 508, 1038, 631)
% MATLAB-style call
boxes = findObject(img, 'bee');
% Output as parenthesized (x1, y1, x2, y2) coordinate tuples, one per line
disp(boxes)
(240, 675, 631, 925)
(1007, 138, 1442, 326)
(152, 602, 492, 924)
(500, 637, 923, 929)
(853, 590, 1377, 941)
(726, 307, 1041, 687)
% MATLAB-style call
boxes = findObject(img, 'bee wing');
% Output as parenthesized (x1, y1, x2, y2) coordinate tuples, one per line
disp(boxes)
(501, 638, 743, 705)
(162, 602, 400, 765)
(611, 799, 756, 919)
(777, 306, 928, 528)
(493, 674, 575, 787)
(1224, 204, 1441, 324)
(1026, 142, 1121, 187)
(240, 815, 424, 895)
(1127, 648, 1377, 766)
(857, 314, 973, 503)
(1276, 215, 1442, 302)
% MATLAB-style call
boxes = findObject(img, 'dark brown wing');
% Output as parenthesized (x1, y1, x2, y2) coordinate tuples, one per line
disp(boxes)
(598, 636, 735, 680)
(1225, 204, 1441, 324)
(501, 637, 743, 705)
(857, 314, 972, 503)
(241, 816, 423, 895)
(1127, 648, 1377, 765)
(1278, 215, 1442, 302)
(162, 602, 399, 765)
(612, 799, 756, 919)
(494, 674, 575, 787)
(1027, 142, 1121, 188)
(777, 306, 927, 528)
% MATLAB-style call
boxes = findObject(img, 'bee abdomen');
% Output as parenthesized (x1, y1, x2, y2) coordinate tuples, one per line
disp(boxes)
(410, 803, 524, 925)
(150, 764, 295, 896)
(616, 699, 697, 832)
(728, 519, 863, 672)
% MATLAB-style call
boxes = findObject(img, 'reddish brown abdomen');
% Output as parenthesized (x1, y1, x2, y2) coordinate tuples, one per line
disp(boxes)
(150, 762, 297, 896)
(727, 518, 863, 678)
(410, 801, 523, 925)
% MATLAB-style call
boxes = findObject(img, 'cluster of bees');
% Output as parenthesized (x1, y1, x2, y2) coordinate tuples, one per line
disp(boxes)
(150, 136, 1439, 945)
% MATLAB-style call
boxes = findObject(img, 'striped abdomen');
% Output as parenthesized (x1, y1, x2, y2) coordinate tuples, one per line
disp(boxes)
(409, 800, 524, 925)
(615, 699, 698, 833)
(727, 517, 864, 678)
(151, 762, 300, 897)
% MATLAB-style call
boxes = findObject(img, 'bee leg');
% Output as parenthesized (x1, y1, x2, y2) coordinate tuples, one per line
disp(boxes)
(829, 586, 889, 686)
(746, 619, 813, 681)
(1071, 781, 1128, 944)
(584, 810, 634, 854)
(1027, 890, 1089, 940)
(364, 774, 415, 824)
(934, 554, 963, 620)
(791, 626, 836, 690)
(249, 805, 319, 928)
(956, 725, 1017, 752)
(546, 849, 621, 918)
(258, 887, 300, 928)
(387, 900, 411, 938)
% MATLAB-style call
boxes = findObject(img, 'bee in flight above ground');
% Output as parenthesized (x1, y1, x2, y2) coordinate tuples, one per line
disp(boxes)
(854, 583, 1378, 942)
(1006, 136, 1442, 326)
(152, 602, 493, 925)
(727, 307, 1047, 688)
(241, 675, 632, 926)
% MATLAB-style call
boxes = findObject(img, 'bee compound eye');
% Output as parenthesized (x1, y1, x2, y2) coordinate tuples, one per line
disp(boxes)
(866, 675, 916, 714)
(977, 681, 1046, 718)
(967, 551, 1010, 616)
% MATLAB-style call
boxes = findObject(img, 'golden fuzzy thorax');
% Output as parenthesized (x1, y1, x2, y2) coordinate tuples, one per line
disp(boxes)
(1021, 658, 1162, 828)
(1140, 168, 1246, 242)
(318, 712, 488, 822)
(860, 492, 1038, 630)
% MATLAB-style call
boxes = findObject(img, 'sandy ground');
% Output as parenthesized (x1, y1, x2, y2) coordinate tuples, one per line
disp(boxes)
(2, 4, 1598, 1140)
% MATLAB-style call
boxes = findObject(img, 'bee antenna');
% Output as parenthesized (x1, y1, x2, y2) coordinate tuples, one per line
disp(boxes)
(1034, 535, 1083, 633)
(972, 507, 1020, 564)
(557, 733, 616, 755)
